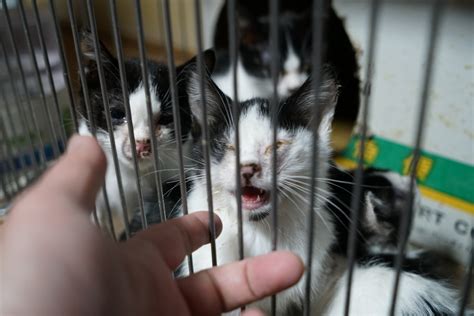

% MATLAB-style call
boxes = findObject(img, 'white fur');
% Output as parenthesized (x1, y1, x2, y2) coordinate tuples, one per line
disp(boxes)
(212, 42, 309, 101)
(325, 264, 458, 315)
(80, 83, 190, 234)
(186, 104, 335, 313)
(212, 60, 273, 101)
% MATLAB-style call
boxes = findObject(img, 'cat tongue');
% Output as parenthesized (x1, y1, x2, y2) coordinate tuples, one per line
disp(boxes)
(241, 186, 269, 210)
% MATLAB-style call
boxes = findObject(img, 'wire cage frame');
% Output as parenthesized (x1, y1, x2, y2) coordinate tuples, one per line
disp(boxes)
(0, 0, 472, 315)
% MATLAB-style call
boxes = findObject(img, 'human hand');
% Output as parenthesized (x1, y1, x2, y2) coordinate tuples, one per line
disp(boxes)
(1, 135, 304, 315)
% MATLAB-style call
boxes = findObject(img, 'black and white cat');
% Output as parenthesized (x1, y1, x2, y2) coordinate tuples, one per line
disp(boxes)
(77, 32, 214, 233)
(212, 0, 360, 120)
(183, 70, 458, 314)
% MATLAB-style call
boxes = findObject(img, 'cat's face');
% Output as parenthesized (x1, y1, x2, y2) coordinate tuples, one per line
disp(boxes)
(79, 33, 210, 170)
(189, 72, 338, 222)
(236, 10, 312, 97)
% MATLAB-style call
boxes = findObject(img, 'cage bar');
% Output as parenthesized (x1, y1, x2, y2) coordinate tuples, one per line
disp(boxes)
(66, 0, 110, 229)
(86, 0, 132, 240)
(31, 0, 67, 146)
(161, 0, 194, 272)
(0, 83, 28, 183)
(389, 1, 444, 314)
(269, 0, 280, 313)
(107, 0, 145, 239)
(17, 0, 61, 158)
(0, 95, 21, 191)
(0, 40, 38, 174)
(226, 0, 244, 264)
(343, 0, 380, 314)
(303, 0, 329, 314)
(48, 0, 79, 133)
(193, 0, 218, 267)
(133, 0, 167, 227)
(458, 243, 473, 315)
(2, 0, 47, 167)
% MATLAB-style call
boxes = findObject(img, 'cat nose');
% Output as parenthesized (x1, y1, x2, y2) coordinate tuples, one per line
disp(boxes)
(136, 139, 151, 157)
(241, 163, 262, 182)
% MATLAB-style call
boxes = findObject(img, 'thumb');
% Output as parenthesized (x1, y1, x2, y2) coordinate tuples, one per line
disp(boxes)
(14, 135, 107, 214)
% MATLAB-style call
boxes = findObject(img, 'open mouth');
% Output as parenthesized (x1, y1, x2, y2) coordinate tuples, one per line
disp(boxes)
(241, 186, 270, 211)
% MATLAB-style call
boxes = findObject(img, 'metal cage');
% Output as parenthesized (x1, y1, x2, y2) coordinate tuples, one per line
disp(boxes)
(0, 0, 472, 315)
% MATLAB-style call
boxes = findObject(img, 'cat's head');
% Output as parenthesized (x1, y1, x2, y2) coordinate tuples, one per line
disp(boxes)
(188, 68, 338, 221)
(214, 2, 312, 97)
(79, 31, 214, 169)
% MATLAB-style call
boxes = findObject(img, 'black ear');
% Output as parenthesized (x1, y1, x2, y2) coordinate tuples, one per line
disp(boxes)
(80, 30, 118, 76)
(281, 68, 340, 129)
(176, 49, 216, 75)
(184, 51, 231, 128)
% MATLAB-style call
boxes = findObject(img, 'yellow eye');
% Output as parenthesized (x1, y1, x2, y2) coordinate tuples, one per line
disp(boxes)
(227, 144, 235, 151)
(265, 140, 291, 155)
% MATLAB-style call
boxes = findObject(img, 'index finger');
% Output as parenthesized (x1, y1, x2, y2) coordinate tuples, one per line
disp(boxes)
(177, 251, 304, 314)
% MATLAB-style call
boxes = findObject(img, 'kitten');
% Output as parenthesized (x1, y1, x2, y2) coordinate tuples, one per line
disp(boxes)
(183, 71, 458, 314)
(212, 0, 360, 120)
(77, 32, 213, 234)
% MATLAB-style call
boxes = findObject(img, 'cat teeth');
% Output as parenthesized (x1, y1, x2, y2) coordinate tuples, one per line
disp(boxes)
(257, 195, 261, 202)
(259, 189, 264, 195)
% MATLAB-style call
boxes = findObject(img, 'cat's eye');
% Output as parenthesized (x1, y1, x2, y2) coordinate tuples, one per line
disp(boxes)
(264, 140, 291, 155)
(227, 144, 235, 151)
(110, 108, 125, 120)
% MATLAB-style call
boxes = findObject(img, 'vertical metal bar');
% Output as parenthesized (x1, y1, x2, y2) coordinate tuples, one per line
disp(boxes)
(0, 134, 16, 196)
(162, 0, 194, 272)
(48, 0, 79, 133)
(108, 0, 145, 239)
(0, 150, 11, 201)
(2, 0, 47, 168)
(303, 0, 328, 315)
(389, 1, 443, 314)
(0, 97, 21, 192)
(0, 82, 27, 183)
(178, 0, 188, 52)
(31, 0, 67, 147)
(133, 0, 167, 227)
(0, 46, 37, 175)
(343, 0, 380, 315)
(227, 0, 244, 262)
(66, 0, 106, 229)
(458, 240, 473, 316)
(193, 0, 217, 267)
(17, 0, 61, 157)
(86, 0, 131, 240)
(1, 41, 38, 175)
(269, 0, 279, 313)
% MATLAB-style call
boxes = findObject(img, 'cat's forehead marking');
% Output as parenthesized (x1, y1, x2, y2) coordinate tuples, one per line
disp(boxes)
(129, 81, 161, 126)
(283, 32, 300, 73)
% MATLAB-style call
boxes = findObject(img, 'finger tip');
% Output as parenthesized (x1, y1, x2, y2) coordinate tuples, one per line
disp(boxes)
(271, 251, 305, 282)
(67, 135, 107, 174)
(193, 211, 223, 237)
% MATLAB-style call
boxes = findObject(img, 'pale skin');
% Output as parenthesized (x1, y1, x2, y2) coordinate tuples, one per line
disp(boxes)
(0, 135, 304, 315)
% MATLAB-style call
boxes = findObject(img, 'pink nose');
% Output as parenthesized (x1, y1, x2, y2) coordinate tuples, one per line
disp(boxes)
(241, 163, 262, 183)
(136, 139, 151, 157)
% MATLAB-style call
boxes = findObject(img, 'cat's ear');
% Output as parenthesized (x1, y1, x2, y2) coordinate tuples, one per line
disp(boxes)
(185, 51, 230, 128)
(80, 30, 118, 77)
(176, 49, 216, 75)
(285, 69, 340, 130)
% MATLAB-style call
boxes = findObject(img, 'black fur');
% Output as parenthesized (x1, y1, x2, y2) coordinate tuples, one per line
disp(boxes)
(213, 0, 360, 120)
(78, 31, 193, 140)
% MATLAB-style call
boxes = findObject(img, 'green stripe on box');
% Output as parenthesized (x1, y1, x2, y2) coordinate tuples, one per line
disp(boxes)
(341, 135, 474, 204)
